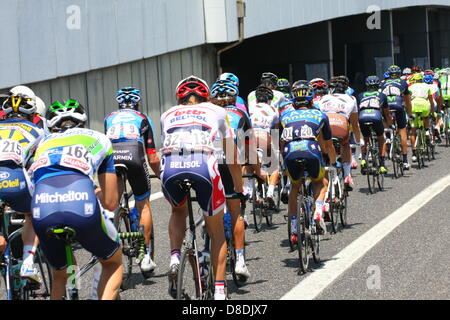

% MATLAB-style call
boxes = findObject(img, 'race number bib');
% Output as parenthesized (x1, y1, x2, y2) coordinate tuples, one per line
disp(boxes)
(0, 139, 24, 164)
(107, 123, 140, 140)
(360, 98, 380, 109)
(163, 130, 213, 151)
(382, 86, 401, 96)
(60, 145, 92, 175)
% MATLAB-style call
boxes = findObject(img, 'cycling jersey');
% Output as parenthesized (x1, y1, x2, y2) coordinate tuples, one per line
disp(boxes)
(29, 128, 116, 184)
(317, 94, 358, 120)
(104, 109, 157, 154)
(357, 91, 388, 137)
(439, 73, 450, 101)
(247, 89, 287, 111)
(409, 83, 432, 118)
(280, 107, 331, 182)
(380, 79, 409, 129)
(160, 102, 232, 216)
(248, 103, 279, 132)
(160, 102, 233, 155)
(236, 96, 249, 116)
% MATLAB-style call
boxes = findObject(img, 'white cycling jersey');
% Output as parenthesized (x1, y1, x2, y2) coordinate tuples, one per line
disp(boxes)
(248, 103, 279, 132)
(247, 89, 286, 111)
(160, 102, 233, 155)
(409, 83, 432, 102)
(317, 93, 358, 119)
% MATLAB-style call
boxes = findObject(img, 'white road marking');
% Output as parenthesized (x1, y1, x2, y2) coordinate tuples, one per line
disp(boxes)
(128, 191, 164, 208)
(281, 173, 450, 300)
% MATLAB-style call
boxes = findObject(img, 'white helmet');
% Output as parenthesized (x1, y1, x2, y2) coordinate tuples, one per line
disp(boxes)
(2, 85, 37, 116)
(35, 96, 46, 116)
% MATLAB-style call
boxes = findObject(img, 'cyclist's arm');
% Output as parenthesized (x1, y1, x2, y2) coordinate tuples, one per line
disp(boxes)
(223, 137, 244, 193)
(143, 116, 161, 179)
(97, 152, 118, 211)
(0, 235, 5, 254)
(428, 93, 435, 112)
(404, 93, 412, 116)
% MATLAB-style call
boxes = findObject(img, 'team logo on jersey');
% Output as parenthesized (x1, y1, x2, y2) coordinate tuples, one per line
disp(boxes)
(0, 172, 10, 180)
(0, 179, 20, 189)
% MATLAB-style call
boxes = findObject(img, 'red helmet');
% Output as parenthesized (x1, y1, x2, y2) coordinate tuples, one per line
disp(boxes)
(309, 78, 329, 90)
(411, 66, 421, 73)
(176, 76, 210, 100)
(424, 69, 434, 76)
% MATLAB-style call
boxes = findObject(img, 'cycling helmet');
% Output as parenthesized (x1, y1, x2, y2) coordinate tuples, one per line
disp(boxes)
(387, 65, 402, 77)
(329, 76, 348, 94)
(255, 85, 274, 104)
(277, 78, 291, 93)
(116, 87, 141, 109)
(383, 72, 390, 80)
(411, 66, 422, 73)
(365, 75, 381, 89)
(423, 74, 434, 84)
(35, 96, 46, 116)
(176, 75, 209, 101)
(291, 80, 314, 105)
(218, 73, 239, 87)
(210, 80, 239, 99)
(2, 89, 37, 117)
(409, 73, 423, 83)
(260, 72, 278, 87)
(46, 99, 87, 131)
(309, 78, 329, 96)
(403, 67, 412, 75)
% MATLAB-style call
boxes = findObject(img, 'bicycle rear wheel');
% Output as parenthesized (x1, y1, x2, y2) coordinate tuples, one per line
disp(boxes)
(328, 185, 339, 234)
(366, 150, 375, 194)
(23, 249, 52, 300)
(177, 249, 201, 300)
(251, 181, 263, 232)
(113, 208, 133, 290)
(297, 196, 309, 274)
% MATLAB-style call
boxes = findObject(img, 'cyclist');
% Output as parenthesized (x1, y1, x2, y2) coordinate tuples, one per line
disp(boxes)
(217, 73, 248, 115)
(0, 89, 45, 284)
(28, 99, 122, 300)
(424, 72, 443, 143)
(104, 87, 160, 275)
(310, 78, 329, 110)
(381, 65, 413, 170)
(318, 76, 362, 191)
(279, 80, 337, 238)
(248, 72, 287, 111)
(161, 75, 242, 300)
(358, 76, 392, 174)
(247, 85, 280, 207)
(277, 78, 292, 99)
(408, 73, 435, 162)
(209, 80, 263, 282)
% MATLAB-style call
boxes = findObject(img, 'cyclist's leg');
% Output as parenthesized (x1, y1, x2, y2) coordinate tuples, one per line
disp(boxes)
(358, 112, 372, 169)
(392, 106, 409, 166)
(0, 165, 40, 281)
(328, 112, 352, 186)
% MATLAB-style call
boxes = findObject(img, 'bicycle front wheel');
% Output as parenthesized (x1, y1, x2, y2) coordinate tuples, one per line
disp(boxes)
(177, 249, 201, 300)
(366, 150, 375, 194)
(297, 196, 309, 274)
(113, 208, 133, 290)
(23, 249, 52, 300)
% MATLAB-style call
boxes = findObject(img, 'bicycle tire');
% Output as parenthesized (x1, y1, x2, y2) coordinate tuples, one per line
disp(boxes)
(340, 189, 348, 227)
(287, 215, 295, 252)
(297, 193, 309, 274)
(375, 155, 384, 191)
(366, 149, 375, 194)
(251, 180, 263, 232)
(328, 186, 339, 234)
(113, 208, 133, 290)
(177, 249, 201, 300)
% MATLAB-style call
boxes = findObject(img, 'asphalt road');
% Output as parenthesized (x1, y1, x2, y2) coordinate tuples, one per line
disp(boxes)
(4, 142, 450, 301)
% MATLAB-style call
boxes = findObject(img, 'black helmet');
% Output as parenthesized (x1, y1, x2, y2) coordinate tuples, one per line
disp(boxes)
(255, 85, 274, 104)
(261, 72, 278, 87)
(291, 80, 314, 106)
(277, 78, 291, 93)
(365, 75, 381, 89)
(329, 76, 349, 94)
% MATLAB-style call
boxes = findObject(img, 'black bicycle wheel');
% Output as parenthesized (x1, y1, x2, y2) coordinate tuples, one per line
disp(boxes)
(297, 195, 309, 274)
(310, 225, 320, 264)
(113, 208, 133, 290)
(328, 187, 339, 234)
(251, 181, 263, 232)
(375, 156, 384, 191)
(177, 249, 201, 300)
(366, 150, 375, 194)
(391, 136, 399, 179)
(340, 189, 348, 227)
(23, 249, 52, 300)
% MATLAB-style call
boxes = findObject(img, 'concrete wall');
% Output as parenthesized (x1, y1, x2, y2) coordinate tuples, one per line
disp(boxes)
(25, 45, 218, 147)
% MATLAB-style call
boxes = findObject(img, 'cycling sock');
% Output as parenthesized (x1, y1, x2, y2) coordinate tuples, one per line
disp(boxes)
(170, 249, 181, 266)
(235, 250, 245, 263)
(314, 201, 324, 218)
(380, 157, 385, 167)
(343, 162, 351, 178)
(267, 185, 275, 197)
(290, 215, 298, 234)
(23, 245, 37, 265)
(214, 281, 226, 300)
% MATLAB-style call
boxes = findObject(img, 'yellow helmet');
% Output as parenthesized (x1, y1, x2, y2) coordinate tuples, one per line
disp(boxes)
(409, 73, 423, 83)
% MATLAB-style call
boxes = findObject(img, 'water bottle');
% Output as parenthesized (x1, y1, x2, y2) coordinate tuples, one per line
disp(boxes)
(223, 211, 232, 241)
(198, 251, 210, 279)
(130, 207, 139, 232)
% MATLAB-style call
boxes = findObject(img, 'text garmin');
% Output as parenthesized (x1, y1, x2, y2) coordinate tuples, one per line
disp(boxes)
(35, 191, 89, 204)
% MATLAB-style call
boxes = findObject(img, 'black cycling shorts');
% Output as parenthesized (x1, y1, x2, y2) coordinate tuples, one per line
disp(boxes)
(112, 141, 152, 201)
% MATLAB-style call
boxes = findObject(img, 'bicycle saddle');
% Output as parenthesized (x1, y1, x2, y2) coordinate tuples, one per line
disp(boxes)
(46, 226, 77, 241)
